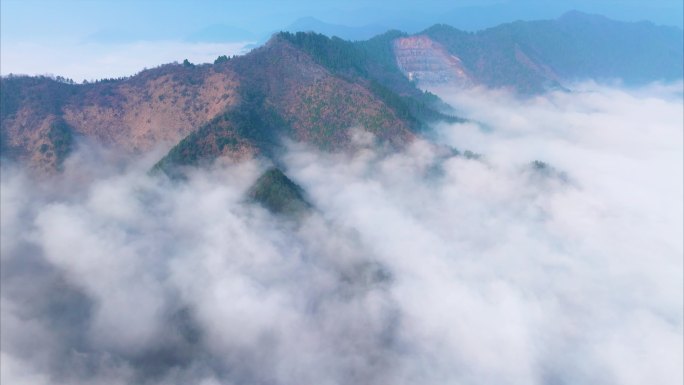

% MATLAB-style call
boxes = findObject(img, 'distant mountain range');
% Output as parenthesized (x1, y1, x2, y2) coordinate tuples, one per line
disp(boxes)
(185, 24, 257, 43)
(2, 11, 682, 178)
(414, 11, 683, 92)
(282, 17, 389, 42)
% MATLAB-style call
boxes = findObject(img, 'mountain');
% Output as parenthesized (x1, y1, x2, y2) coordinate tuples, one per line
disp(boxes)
(247, 167, 313, 218)
(152, 32, 459, 176)
(1, 65, 243, 172)
(401, 11, 683, 92)
(436, 4, 684, 32)
(1, 32, 451, 174)
(283, 17, 389, 41)
(2, 12, 681, 173)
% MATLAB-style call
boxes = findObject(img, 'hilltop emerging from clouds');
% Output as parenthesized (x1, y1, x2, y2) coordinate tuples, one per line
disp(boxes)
(1, 12, 682, 174)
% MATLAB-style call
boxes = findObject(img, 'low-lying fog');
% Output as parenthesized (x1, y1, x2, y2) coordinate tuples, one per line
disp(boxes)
(2, 82, 682, 385)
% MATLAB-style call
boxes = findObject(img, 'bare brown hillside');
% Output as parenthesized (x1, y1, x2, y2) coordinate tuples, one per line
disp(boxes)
(1, 63, 242, 172)
(1, 32, 451, 174)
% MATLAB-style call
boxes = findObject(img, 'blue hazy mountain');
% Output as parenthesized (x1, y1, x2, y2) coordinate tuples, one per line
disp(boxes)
(436, 2, 684, 31)
(185, 24, 257, 42)
(82, 28, 148, 44)
(416, 11, 683, 92)
(282, 17, 388, 41)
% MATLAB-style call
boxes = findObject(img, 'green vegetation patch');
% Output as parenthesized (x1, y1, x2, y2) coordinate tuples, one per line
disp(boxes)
(247, 167, 312, 217)
(47, 119, 74, 169)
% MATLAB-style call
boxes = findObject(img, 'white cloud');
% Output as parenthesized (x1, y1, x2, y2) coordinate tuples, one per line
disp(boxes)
(1, 82, 681, 384)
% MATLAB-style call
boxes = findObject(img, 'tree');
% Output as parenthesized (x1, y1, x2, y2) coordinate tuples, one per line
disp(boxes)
(214, 55, 229, 65)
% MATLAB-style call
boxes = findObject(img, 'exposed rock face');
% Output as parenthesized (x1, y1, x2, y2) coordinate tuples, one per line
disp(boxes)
(393, 36, 472, 88)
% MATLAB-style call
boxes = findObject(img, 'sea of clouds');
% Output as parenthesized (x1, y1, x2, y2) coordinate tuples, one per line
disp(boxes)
(1, 82, 682, 385)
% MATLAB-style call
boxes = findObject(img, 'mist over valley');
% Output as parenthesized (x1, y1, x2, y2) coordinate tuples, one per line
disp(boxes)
(1, 4, 682, 385)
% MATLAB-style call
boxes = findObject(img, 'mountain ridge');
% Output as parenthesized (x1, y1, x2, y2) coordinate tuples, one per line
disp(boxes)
(1, 11, 681, 173)
(408, 10, 683, 92)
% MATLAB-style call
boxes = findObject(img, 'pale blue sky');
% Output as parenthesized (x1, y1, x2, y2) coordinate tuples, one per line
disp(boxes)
(1, 0, 682, 80)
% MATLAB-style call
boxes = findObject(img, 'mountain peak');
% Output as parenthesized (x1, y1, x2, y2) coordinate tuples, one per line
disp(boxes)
(247, 167, 312, 217)
(558, 10, 610, 22)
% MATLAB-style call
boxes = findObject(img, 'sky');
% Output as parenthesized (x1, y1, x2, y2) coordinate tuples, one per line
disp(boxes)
(1, 0, 683, 80)
(2, 80, 682, 384)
